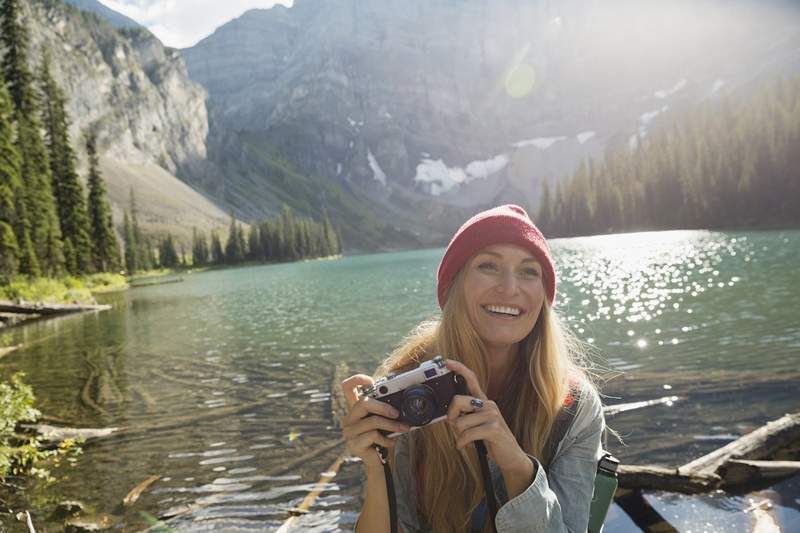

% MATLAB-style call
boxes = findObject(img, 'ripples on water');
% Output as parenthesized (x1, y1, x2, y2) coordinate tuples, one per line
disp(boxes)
(0, 231, 798, 532)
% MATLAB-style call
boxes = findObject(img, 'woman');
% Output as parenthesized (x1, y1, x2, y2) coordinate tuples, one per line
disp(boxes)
(341, 205, 604, 533)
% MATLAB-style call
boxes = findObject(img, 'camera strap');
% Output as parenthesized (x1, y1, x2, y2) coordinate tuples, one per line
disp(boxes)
(377, 441, 497, 533)
(376, 445, 398, 533)
(475, 440, 499, 532)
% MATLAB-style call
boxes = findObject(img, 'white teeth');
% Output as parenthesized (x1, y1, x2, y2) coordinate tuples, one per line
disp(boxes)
(485, 305, 521, 316)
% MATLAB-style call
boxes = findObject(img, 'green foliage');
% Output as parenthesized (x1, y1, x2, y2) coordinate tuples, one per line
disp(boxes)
(157, 234, 179, 268)
(2, 0, 64, 277)
(0, 273, 125, 303)
(0, 373, 83, 481)
(543, 76, 800, 237)
(85, 131, 119, 272)
(38, 50, 92, 274)
(0, 372, 40, 478)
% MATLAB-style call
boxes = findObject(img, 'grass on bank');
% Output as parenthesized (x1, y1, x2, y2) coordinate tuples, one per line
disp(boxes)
(0, 273, 128, 305)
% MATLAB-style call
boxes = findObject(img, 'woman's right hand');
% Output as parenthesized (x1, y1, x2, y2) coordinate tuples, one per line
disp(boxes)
(340, 374, 411, 470)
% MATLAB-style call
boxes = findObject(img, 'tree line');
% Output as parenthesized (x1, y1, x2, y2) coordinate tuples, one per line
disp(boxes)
(188, 205, 341, 268)
(120, 200, 340, 271)
(538, 76, 800, 238)
(0, 0, 118, 281)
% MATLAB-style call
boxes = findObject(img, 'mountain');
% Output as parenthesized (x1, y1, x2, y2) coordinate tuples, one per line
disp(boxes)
(182, 0, 800, 227)
(25, 0, 231, 245)
(62, 0, 143, 30)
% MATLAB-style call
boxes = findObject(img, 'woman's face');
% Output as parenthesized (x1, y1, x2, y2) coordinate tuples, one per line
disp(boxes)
(461, 243, 546, 352)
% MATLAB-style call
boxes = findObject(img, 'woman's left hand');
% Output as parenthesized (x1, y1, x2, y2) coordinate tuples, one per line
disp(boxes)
(444, 360, 533, 477)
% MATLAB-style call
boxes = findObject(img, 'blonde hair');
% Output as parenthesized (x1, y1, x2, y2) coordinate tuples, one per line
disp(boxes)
(374, 269, 593, 532)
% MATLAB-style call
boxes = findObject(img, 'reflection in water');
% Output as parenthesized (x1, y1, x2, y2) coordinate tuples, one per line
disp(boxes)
(0, 231, 798, 531)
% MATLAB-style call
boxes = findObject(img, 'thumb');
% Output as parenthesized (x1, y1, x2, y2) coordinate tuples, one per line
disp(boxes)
(341, 374, 375, 408)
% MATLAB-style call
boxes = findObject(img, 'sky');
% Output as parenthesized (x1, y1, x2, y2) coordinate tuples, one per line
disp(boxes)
(98, 0, 293, 48)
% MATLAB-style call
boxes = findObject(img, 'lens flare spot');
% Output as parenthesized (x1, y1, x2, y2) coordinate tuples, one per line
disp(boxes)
(636, 339, 648, 349)
(504, 63, 536, 99)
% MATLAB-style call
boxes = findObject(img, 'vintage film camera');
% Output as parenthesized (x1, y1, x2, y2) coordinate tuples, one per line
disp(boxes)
(359, 356, 466, 437)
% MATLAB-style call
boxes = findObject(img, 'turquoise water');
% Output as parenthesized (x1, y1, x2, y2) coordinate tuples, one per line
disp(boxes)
(0, 229, 798, 531)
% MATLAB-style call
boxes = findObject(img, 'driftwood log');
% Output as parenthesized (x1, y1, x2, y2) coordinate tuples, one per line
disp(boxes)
(0, 300, 110, 315)
(616, 412, 800, 494)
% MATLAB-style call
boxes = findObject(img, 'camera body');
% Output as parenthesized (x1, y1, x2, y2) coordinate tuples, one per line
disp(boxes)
(360, 356, 466, 437)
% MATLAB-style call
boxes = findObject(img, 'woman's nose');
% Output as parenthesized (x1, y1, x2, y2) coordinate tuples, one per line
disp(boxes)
(495, 269, 517, 293)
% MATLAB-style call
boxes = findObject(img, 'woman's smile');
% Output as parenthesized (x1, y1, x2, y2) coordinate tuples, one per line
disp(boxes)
(463, 243, 546, 350)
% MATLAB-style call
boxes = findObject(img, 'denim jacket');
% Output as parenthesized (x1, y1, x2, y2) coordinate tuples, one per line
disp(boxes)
(388, 381, 604, 533)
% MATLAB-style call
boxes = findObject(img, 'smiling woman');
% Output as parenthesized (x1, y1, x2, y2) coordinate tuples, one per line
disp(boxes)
(341, 205, 605, 533)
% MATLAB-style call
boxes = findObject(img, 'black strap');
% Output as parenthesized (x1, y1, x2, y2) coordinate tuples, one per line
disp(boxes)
(380, 441, 497, 533)
(377, 445, 397, 533)
(475, 440, 498, 532)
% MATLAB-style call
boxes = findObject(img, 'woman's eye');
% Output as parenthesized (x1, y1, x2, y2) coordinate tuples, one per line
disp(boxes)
(477, 262, 498, 272)
(521, 268, 540, 278)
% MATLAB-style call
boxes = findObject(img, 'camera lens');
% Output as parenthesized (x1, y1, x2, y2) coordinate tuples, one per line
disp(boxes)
(401, 384, 437, 426)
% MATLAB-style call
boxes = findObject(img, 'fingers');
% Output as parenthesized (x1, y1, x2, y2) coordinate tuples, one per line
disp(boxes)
(341, 374, 375, 408)
(343, 415, 410, 441)
(344, 395, 401, 425)
(445, 360, 488, 401)
(347, 430, 398, 457)
(449, 409, 493, 435)
(447, 394, 496, 422)
(455, 422, 501, 450)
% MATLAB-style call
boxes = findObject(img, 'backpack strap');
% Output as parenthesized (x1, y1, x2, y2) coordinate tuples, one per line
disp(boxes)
(541, 381, 582, 471)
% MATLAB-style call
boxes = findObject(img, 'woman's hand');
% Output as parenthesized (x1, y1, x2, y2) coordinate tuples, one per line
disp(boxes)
(444, 360, 534, 480)
(340, 374, 411, 471)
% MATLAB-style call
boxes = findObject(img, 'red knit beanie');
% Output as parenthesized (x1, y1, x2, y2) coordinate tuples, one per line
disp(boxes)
(436, 204, 556, 308)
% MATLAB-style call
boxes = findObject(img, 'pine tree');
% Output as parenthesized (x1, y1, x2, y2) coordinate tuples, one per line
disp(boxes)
(85, 132, 119, 272)
(122, 209, 136, 274)
(38, 51, 92, 273)
(0, 77, 21, 278)
(210, 229, 223, 264)
(247, 224, 261, 261)
(224, 215, 244, 264)
(158, 234, 178, 268)
(1, 0, 63, 276)
(129, 188, 152, 271)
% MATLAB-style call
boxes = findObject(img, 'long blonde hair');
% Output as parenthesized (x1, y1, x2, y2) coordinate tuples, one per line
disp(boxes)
(374, 269, 592, 532)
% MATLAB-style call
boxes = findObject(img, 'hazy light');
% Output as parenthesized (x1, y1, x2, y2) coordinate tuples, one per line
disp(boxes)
(504, 63, 536, 99)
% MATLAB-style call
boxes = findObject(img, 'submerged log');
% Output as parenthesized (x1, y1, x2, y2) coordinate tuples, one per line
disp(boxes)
(0, 344, 22, 358)
(603, 395, 683, 417)
(681, 412, 800, 474)
(0, 300, 110, 316)
(719, 459, 800, 489)
(617, 464, 720, 494)
(618, 412, 800, 494)
(122, 475, 161, 507)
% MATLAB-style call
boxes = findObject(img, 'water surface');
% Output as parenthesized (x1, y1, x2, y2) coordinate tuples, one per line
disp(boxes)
(1, 229, 798, 531)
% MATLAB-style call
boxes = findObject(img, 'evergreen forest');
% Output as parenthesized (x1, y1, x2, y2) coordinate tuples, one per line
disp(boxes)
(538, 76, 800, 237)
(0, 0, 118, 282)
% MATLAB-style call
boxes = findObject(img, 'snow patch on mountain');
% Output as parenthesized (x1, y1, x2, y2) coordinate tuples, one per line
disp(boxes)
(711, 79, 726, 94)
(576, 131, 596, 144)
(414, 159, 466, 196)
(465, 154, 509, 180)
(368, 150, 387, 185)
(512, 136, 567, 150)
(414, 153, 509, 196)
(654, 78, 687, 99)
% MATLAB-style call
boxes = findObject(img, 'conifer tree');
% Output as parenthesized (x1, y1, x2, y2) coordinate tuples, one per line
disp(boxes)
(158, 234, 178, 268)
(128, 188, 152, 271)
(38, 51, 92, 273)
(1, 0, 63, 275)
(122, 209, 136, 274)
(85, 132, 119, 272)
(0, 80, 20, 278)
(210, 229, 223, 264)
(224, 216, 244, 264)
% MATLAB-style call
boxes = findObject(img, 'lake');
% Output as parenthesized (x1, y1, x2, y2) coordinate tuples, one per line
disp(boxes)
(1, 229, 798, 532)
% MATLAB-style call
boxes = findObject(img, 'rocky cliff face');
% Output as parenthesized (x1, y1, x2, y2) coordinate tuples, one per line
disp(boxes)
(25, 0, 230, 243)
(184, 0, 800, 213)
